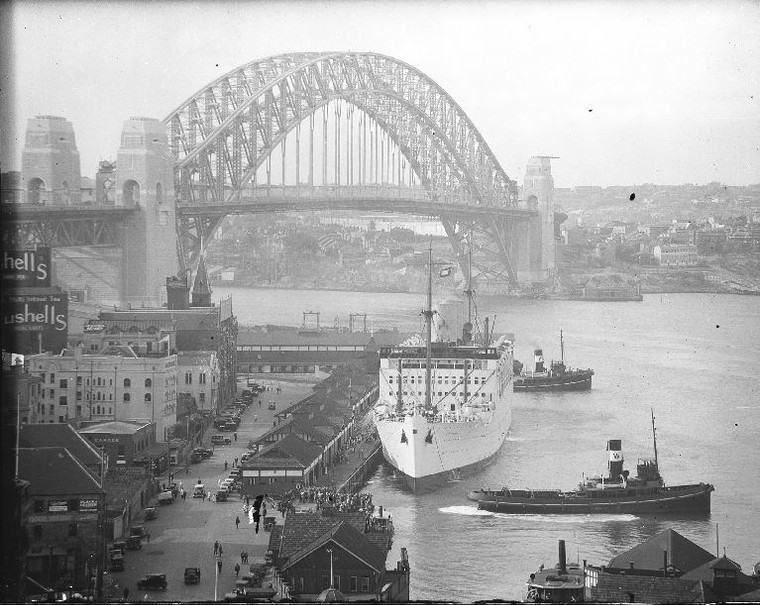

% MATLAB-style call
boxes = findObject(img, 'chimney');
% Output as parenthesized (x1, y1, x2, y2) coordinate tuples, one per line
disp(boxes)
(558, 540, 567, 575)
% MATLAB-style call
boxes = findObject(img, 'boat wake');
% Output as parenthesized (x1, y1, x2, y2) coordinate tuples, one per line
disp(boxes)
(494, 513, 638, 524)
(439, 505, 494, 517)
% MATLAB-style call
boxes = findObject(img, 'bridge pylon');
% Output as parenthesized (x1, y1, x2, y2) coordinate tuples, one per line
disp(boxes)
(115, 117, 179, 306)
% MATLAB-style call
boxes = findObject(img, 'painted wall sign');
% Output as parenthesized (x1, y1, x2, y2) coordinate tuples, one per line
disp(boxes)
(2, 247, 51, 286)
(2, 292, 69, 353)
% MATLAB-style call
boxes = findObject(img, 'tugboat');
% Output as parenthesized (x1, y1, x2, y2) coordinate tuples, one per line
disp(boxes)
(525, 540, 584, 603)
(469, 411, 714, 514)
(513, 331, 594, 391)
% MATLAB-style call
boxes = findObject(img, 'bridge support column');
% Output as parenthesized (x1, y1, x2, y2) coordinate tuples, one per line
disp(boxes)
(519, 156, 557, 287)
(116, 117, 178, 307)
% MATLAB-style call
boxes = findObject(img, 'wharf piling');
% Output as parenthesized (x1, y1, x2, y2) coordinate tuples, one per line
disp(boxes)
(335, 440, 383, 495)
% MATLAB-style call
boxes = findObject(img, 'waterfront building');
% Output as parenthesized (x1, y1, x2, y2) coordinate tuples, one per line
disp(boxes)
(18, 446, 106, 599)
(237, 323, 410, 375)
(26, 345, 178, 441)
(269, 509, 409, 602)
(653, 242, 698, 267)
(176, 350, 219, 415)
(583, 529, 760, 603)
(241, 434, 325, 495)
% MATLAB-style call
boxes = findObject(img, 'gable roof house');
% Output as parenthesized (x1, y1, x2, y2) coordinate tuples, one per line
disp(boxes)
(270, 508, 409, 602)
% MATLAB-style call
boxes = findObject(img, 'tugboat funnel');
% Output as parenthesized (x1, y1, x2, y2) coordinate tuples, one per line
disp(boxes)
(607, 439, 623, 480)
(534, 349, 545, 373)
(558, 540, 567, 575)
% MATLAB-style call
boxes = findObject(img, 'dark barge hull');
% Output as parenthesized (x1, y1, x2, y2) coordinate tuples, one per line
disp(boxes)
(475, 483, 714, 515)
(513, 372, 593, 391)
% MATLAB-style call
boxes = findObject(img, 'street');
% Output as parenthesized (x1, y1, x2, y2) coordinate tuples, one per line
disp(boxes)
(105, 377, 317, 602)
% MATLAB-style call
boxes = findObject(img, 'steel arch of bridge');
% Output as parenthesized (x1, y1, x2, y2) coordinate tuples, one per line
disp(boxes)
(164, 52, 533, 286)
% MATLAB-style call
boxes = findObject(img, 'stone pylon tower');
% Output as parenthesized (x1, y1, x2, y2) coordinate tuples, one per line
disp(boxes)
(21, 116, 81, 205)
(519, 156, 557, 285)
(116, 117, 179, 307)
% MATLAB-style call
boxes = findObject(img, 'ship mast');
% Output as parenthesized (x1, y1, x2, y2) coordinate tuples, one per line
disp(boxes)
(651, 408, 659, 470)
(462, 234, 474, 404)
(560, 330, 565, 364)
(423, 243, 434, 411)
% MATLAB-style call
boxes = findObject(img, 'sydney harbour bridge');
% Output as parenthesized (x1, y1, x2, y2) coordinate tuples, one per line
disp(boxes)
(4, 52, 558, 306)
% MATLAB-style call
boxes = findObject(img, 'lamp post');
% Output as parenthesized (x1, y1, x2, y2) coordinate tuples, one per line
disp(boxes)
(326, 548, 334, 588)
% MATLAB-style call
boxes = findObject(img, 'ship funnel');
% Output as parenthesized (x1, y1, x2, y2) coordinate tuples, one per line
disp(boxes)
(558, 540, 567, 575)
(607, 439, 624, 480)
(534, 349, 545, 373)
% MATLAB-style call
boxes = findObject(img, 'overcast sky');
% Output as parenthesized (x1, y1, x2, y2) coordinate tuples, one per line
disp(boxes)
(4, 0, 759, 187)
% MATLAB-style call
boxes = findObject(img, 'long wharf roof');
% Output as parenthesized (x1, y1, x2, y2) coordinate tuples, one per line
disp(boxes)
(608, 529, 716, 573)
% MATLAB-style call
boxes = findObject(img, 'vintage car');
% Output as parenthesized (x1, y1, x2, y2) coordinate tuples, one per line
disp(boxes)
(267, 401, 277, 410)
(157, 490, 175, 505)
(211, 435, 232, 446)
(192, 447, 213, 459)
(184, 567, 201, 585)
(192, 484, 206, 498)
(108, 551, 125, 572)
(137, 573, 167, 591)
(144, 507, 158, 521)
(125, 535, 142, 550)
(111, 541, 127, 555)
(130, 525, 145, 538)
(215, 488, 229, 502)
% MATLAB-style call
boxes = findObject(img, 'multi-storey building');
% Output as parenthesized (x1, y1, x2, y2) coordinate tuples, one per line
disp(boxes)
(19, 446, 106, 599)
(2, 360, 42, 424)
(26, 345, 177, 441)
(177, 351, 219, 414)
(653, 242, 698, 267)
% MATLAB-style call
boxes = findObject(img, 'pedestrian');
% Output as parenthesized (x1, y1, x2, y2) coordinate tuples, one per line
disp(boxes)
(219, 545, 223, 556)
(186, 466, 189, 475)
(224, 461, 228, 471)
(254, 414, 257, 422)
(234, 432, 237, 442)
(235, 516, 240, 529)
(217, 559, 222, 574)
(246, 496, 250, 506)
(123, 587, 129, 602)
(240, 551, 245, 564)
(259, 401, 261, 408)
(244, 551, 249, 564)
(234, 563, 240, 578)
(146, 531, 150, 543)
(214, 541, 219, 555)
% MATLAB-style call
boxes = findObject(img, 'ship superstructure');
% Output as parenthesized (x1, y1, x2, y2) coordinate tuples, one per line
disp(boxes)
(373, 246, 514, 490)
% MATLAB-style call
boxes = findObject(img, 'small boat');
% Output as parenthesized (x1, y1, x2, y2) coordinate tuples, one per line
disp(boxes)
(513, 331, 594, 391)
(525, 540, 583, 603)
(469, 411, 714, 515)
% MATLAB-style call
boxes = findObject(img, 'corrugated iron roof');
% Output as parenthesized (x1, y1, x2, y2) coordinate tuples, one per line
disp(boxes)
(19, 447, 103, 496)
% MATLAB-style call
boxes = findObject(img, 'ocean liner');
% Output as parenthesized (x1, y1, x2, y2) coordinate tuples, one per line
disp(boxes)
(373, 248, 515, 491)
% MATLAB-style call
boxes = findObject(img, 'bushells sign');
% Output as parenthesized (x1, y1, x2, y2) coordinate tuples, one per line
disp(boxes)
(2, 246, 51, 287)
(1, 292, 69, 354)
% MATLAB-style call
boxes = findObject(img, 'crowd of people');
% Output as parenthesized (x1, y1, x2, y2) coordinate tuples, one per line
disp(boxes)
(276, 485, 375, 515)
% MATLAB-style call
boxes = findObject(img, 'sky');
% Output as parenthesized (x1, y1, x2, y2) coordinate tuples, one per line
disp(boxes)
(3, 0, 759, 187)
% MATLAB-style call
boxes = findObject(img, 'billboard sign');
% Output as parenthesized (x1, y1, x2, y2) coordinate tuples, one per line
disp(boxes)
(1, 292, 69, 353)
(2, 247, 51, 287)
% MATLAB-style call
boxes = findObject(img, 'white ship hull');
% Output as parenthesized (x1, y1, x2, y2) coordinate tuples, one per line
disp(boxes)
(375, 374, 513, 490)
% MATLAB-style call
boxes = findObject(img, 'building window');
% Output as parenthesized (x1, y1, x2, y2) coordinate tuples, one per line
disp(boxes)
(199, 392, 205, 404)
(145, 378, 152, 388)
(59, 396, 68, 406)
(59, 379, 67, 388)
(185, 372, 192, 385)
(145, 393, 151, 402)
(49, 404, 54, 415)
(49, 389, 54, 398)
(58, 416, 64, 423)
(333, 575, 340, 590)
(200, 372, 206, 385)
(68, 523, 77, 536)
(96, 406, 101, 415)
(76, 391, 82, 401)
(124, 393, 131, 402)
(76, 376, 82, 385)
(118, 445, 125, 456)
(361, 577, 369, 592)
(97, 377, 102, 386)
(33, 525, 42, 538)
(350, 576, 358, 592)
(76, 405, 82, 415)
(124, 378, 131, 387)
(50, 373, 55, 383)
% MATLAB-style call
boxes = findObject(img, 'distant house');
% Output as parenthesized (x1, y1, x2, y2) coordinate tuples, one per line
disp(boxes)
(653, 242, 698, 267)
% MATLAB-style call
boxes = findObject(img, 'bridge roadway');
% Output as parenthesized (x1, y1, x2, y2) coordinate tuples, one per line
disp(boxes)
(178, 184, 536, 220)
(105, 377, 315, 603)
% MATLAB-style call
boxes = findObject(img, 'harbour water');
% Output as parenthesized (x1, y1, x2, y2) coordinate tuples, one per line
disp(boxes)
(215, 286, 760, 601)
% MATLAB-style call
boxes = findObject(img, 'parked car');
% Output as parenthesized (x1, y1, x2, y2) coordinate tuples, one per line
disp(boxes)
(111, 541, 126, 555)
(192, 484, 206, 498)
(215, 488, 228, 502)
(144, 507, 158, 521)
(126, 536, 142, 550)
(137, 573, 167, 591)
(211, 435, 231, 445)
(157, 490, 174, 505)
(184, 567, 201, 585)
(193, 447, 213, 459)
(108, 551, 125, 572)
